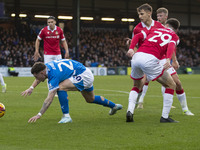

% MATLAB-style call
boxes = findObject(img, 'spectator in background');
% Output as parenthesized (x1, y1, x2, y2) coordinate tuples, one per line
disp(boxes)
(8, 66, 19, 76)
(0, 22, 200, 68)
(91, 59, 99, 67)
(85, 57, 91, 67)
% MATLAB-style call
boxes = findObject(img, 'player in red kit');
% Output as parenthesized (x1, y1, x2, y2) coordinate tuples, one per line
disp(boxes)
(29, 16, 72, 123)
(126, 3, 164, 109)
(135, 7, 194, 115)
(126, 18, 180, 123)
(34, 16, 69, 62)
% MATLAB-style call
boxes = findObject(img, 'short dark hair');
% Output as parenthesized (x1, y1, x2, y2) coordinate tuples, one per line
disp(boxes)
(31, 62, 46, 74)
(166, 18, 180, 30)
(157, 7, 168, 16)
(137, 3, 152, 13)
(48, 16, 56, 21)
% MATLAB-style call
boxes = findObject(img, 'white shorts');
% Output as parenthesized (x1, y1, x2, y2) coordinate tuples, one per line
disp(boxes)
(160, 58, 177, 76)
(69, 68, 94, 92)
(44, 54, 62, 63)
(131, 52, 164, 81)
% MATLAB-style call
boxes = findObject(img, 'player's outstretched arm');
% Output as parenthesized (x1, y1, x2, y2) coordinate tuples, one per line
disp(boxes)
(21, 79, 41, 97)
(28, 89, 57, 123)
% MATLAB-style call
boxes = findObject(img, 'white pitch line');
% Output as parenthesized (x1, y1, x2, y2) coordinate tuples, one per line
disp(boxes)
(3, 87, 200, 99)
(95, 89, 200, 99)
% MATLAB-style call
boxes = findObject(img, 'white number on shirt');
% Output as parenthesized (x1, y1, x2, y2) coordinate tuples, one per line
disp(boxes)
(55, 59, 74, 71)
(148, 31, 172, 46)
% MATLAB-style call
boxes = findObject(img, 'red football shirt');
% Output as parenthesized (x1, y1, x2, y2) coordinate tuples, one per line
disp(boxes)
(38, 25, 65, 55)
(130, 27, 179, 60)
(132, 20, 164, 47)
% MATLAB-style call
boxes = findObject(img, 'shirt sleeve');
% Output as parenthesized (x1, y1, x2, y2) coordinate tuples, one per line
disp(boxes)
(129, 30, 147, 49)
(60, 28, 66, 41)
(38, 28, 44, 40)
(166, 42, 176, 59)
(48, 76, 60, 91)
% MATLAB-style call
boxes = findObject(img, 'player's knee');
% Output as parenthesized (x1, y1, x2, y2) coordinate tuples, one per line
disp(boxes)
(170, 81, 176, 90)
(85, 96, 95, 103)
(175, 80, 182, 90)
(86, 99, 93, 103)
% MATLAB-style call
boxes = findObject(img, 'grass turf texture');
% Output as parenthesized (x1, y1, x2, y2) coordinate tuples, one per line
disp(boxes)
(0, 75, 199, 150)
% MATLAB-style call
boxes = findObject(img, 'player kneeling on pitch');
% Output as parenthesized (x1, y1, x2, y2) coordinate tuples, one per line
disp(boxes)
(21, 59, 122, 123)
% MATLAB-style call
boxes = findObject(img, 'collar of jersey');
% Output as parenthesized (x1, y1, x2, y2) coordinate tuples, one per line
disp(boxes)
(47, 25, 57, 32)
(141, 19, 154, 30)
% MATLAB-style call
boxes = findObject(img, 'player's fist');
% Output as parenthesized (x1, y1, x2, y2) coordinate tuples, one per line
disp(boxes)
(126, 49, 135, 58)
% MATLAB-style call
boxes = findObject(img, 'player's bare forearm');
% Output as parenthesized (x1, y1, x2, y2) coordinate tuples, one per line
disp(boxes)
(34, 38, 41, 61)
(39, 100, 53, 115)
(38, 90, 56, 115)
(32, 79, 41, 88)
(35, 38, 40, 52)
(28, 96, 54, 123)
(171, 52, 179, 70)
(171, 52, 177, 62)
(62, 40, 69, 58)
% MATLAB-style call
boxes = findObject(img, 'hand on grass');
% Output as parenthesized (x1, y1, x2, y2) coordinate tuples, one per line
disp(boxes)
(28, 115, 41, 123)
(21, 88, 33, 97)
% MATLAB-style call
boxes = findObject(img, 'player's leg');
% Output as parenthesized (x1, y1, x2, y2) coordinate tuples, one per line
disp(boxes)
(156, 70, 178, 123)
(57, 90, 72, 123)
(81, 90, 122, 115)
(58, 79, 79, 123)
(0, 73, 6, 93)
(127, 52, 148, 122)
(172, 74, 194, 115)
(126, 79, 143, 122)
(137, 75, 149, 109)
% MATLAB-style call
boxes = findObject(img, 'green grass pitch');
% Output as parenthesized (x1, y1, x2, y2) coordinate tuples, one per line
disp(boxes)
(0, 75, 199, 150)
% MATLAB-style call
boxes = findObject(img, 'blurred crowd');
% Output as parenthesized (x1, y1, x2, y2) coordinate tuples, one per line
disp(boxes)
(0, 24, 200, 67)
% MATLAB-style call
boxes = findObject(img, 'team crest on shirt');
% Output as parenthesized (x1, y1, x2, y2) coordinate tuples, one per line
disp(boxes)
(47, 31, 49, 34)
(55, 31, 58, 35)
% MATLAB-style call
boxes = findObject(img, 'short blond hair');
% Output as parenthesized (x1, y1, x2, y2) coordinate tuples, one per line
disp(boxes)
(137, 3, 153, 13)
(157, 7, 168, 16)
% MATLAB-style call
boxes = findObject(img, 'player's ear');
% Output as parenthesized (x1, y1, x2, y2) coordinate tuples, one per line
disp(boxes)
(148, 11, 152, 16)
(41, 69, 46, 75)
(165, 24, 169, 28)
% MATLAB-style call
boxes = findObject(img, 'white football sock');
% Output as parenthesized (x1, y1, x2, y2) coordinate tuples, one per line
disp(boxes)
(0, 74, 5, 86)
(162, 93, 173, 118)
(177, 92, 188, 111)
(127, 90, 138, 114)
(161, 86, 165, 96)
(138, 85, 148, 103)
